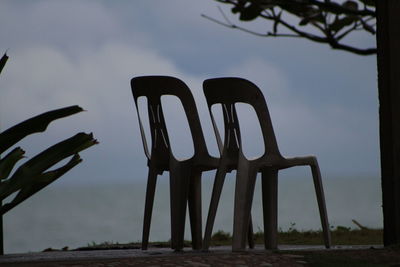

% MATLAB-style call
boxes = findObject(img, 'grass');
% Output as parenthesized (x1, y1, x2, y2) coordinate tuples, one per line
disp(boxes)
(208, 222, 382, 247)
(70, 222, 382, 251)
(42, 222, 394, 267)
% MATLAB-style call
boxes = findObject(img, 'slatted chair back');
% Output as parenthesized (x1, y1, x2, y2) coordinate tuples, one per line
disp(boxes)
(131, 76, 210, 168)
(203, 77, 281, 160)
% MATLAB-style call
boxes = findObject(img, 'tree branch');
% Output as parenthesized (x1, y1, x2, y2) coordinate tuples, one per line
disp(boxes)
(335, 21, 360, 40)
(328, 38, 377, 55)
(259, 12, 329, 42)
(202, 13, 304, 38)
(207, 0, 377, 55)
(216, 0, 375, 16)
(202, 9, 376, 55)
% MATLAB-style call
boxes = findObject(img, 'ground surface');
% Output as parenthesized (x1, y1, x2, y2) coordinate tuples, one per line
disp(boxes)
(1, 245, 400, 267)
(3, 252, 304, 266)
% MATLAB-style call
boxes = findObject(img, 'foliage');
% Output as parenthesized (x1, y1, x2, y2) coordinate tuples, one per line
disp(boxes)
(278, 225, 382, 245)
(74, 223, 383, 251)
(209, 230, 232, 245)
(207, 221, 382, 246)
(204, 0, 376, 55)
(0, 52, 97, 215)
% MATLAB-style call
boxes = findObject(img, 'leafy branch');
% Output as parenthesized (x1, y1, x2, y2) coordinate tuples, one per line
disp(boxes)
(203, 0, 376, 55)
(0, 52, 98, 215)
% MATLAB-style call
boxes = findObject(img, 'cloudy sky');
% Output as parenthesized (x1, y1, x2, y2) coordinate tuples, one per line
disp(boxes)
(0, 0, 379, 185)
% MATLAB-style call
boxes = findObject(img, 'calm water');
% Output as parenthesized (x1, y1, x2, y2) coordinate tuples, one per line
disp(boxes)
(3, 174, 382, 253)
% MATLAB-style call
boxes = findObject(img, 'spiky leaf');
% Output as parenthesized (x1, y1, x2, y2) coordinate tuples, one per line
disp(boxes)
(0, 147, 25, 180)
(0, 52, 8, 75)
(1, 154, 82, 214)
(0, 105, 84, 154)
(0, 132, 97, 200)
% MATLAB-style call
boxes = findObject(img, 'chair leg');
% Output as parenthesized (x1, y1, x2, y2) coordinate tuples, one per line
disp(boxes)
(310, 162, 331, 248)
(203, 164, 228, 250)
(141, 167, 158, 250)
(247, 215, 255, 249)
(261, 168, 278, 250)
(188, 170, 202, 250)
(232, 157, 258, 252)
(169, 161, 191, 251)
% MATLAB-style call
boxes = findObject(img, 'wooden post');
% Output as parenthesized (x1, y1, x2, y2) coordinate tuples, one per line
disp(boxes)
(376, 0, 400, 246)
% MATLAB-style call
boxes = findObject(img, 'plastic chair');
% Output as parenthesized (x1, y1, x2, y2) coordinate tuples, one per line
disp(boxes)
(130, 76, 218, 251)
(201, 96, 256, 250)
(202, 77, 331, 251)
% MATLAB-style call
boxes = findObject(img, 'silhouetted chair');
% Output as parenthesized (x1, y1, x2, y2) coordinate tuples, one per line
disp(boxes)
(130, 76, 218, 251)
(202, 77, 331, 251)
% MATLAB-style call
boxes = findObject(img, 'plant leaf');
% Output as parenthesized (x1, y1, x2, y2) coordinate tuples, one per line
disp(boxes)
(342, 0, 358, 11)
(0, 132, 97, 200)
(279, 2, 314, 17)
(0, 105, 84, 154)
(1, 154, 82, 214)
(299, 10, 324, 26)
(359, 0, 375, 7)
(330, 15, 358, 32)
(239, 3, 263, 21)
(0, 52, 8, 76)
(0, 147, 25, 180)
(299, 17, 309, 26)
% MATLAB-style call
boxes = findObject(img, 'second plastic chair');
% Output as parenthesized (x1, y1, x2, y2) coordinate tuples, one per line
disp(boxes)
(131, 76, 218, 251)
(202, 77, 331, 251)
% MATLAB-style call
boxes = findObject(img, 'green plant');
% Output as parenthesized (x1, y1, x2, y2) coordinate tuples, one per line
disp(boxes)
(0, 52, 97, 254)
(210, 230, 232, 245)
(253, 227, 265, 243)
(211, 230, 232, 241)
(287, 222, 299, 233)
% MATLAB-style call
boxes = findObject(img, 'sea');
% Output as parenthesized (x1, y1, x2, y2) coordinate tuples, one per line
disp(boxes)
(3, 174, 382, 254)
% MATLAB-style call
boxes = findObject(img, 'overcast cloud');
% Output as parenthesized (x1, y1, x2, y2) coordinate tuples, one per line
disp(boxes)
(0, 0, 379, 185)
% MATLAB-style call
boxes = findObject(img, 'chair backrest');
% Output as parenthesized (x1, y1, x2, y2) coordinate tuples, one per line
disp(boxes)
(131, 76, 209, 165)
(203, 77, 281, 158)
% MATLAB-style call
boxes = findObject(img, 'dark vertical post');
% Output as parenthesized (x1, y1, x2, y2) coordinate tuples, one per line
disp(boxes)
(0, 204, 3, 255)
(0, 52, 8, 256)
(261, 169, 278, 249)
(376, 0, 400, 246)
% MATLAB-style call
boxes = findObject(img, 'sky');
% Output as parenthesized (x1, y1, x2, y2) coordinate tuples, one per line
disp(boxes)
(0, 0, 379, 186)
